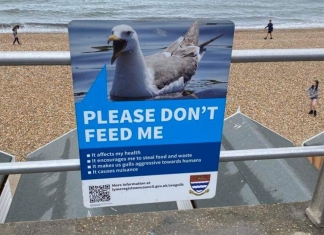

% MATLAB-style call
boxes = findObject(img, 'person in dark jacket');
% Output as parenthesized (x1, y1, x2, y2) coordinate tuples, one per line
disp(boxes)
(12, 25, 21, 45)
(307, 80, 320, 116)
(264, 20, 273, 39)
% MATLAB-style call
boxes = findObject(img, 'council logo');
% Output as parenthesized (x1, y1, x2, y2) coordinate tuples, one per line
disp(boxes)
(189, 174, 210, 196)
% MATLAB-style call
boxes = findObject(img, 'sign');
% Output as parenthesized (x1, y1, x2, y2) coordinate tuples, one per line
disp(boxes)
(68, 20, 234, 208)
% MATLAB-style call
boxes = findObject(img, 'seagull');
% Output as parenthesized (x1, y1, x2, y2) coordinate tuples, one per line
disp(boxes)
(107, 22, 224, 99)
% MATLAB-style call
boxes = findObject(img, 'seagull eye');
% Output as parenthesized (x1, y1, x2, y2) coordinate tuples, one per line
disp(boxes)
(126, 31, 131, 36)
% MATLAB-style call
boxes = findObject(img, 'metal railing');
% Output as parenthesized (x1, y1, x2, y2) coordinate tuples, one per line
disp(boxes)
(0, 49, 323, 227)
(0, 146, 323, 175)
(1, 49, 324, 65)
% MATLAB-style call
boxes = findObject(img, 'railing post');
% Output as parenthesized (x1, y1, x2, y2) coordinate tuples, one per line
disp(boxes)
(306, 164, 324, 227)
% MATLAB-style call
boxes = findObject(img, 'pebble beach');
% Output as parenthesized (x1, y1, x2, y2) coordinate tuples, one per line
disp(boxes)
(0, 29, 324, 161)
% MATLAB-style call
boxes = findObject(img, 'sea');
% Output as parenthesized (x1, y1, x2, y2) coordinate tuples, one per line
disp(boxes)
(1, 0, 324, 33)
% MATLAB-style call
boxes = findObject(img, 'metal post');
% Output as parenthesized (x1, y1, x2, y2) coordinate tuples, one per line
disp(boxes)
(306, 164, 324, 227)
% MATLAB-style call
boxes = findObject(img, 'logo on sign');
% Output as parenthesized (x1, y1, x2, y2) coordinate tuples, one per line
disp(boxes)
(189, 174, 210, 196)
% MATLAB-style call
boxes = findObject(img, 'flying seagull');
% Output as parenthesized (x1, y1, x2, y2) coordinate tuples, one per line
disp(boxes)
(108, 22, 224, 98)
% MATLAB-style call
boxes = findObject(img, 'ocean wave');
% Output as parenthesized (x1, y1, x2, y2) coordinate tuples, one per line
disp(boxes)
(0, 23, 68, 33)
(0, 8, 22, 14)
(0, 0, 323, 33)
(1, 21, 324, 34)
(238, 22, 324, 30)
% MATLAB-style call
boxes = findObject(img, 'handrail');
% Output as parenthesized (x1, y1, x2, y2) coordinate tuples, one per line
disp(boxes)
(0, 146, 323, 175)
(0, 49, 324, 65)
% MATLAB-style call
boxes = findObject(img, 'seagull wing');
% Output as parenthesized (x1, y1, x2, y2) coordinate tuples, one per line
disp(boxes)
(144, 21, 200, 90)
(180, 21, 199, 47)
(145, 47, 199, 89)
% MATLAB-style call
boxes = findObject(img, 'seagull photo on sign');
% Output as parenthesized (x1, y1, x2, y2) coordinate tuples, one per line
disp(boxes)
(107, 21, 225, 100)
(68, 20, 235, 103)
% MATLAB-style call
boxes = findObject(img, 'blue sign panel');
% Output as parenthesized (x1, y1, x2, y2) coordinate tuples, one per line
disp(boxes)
(68, 20, 234, 207)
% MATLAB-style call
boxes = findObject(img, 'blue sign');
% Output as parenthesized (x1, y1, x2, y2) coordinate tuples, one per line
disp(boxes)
(68, 20, 234, 207)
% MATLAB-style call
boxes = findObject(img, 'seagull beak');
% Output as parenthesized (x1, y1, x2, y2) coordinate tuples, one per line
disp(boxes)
(108, 35, 127, 65)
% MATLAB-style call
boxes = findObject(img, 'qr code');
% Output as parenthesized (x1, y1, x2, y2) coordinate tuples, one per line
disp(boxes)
(89, 185, 111, 203)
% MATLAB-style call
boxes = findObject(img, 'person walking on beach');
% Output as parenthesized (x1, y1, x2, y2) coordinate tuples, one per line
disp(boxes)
(264, 20, 273, 39)
(12, 25, 21, 45)
(307, 80, 319, 116)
